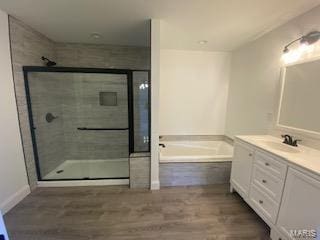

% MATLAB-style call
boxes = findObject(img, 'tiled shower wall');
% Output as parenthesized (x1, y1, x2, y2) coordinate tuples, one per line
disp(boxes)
(55, 43, 150, 70)
(9, 16, 150, 188)
(9, 17, 56, 188)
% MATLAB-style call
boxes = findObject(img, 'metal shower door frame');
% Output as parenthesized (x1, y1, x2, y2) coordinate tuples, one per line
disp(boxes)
(23, 66, 150, 181)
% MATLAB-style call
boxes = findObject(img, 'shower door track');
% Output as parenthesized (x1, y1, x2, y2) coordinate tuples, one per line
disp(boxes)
(37, 179, 129, 187)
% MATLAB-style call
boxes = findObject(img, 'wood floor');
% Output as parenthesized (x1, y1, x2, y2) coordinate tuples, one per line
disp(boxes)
(4, 184, 270, 240)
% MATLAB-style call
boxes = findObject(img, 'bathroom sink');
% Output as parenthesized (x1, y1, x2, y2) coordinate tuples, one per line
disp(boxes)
(259, 140, 300, 153)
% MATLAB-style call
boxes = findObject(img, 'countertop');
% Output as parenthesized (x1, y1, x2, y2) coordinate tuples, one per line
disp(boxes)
(236, 135, 320, 177)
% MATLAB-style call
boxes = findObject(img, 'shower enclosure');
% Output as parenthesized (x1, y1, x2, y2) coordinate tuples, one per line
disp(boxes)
(24, 67, 150, 181)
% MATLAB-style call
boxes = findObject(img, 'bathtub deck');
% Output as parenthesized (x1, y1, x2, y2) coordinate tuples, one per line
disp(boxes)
(4, 184, 270, 240)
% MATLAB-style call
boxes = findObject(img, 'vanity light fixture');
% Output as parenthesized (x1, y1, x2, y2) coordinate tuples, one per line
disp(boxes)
(282, 31, 320, 63)
(283, 31, 320, 53)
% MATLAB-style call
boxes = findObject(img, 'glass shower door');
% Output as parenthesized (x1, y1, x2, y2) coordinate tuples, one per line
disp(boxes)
(133, 71, 150, 152)
(75, 72, 129, 180)
(27, 70, 129, 180)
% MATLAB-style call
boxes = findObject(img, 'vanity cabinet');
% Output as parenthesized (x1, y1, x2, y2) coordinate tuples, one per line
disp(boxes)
(231, 138, 320, 240)
(231, 142, 287, 225)
(276, 168, 320, 239)
(230, 141, 254, 199)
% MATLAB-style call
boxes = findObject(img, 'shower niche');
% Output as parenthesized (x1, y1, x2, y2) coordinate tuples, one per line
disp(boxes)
(24, 67, 150, 181)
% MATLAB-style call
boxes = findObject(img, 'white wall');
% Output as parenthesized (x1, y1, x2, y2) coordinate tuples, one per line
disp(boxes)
(225, 5, 320, 140)
(150, 19, 160, 190)
(0, 9, 30, 214)
(159, 49, 231, 135)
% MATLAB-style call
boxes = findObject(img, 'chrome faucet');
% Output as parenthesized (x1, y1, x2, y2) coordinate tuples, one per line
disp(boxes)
(281, 134, 301, 147)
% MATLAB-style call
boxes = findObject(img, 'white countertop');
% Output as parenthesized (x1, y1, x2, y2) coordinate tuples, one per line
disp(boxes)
(236, 135, 320, 177)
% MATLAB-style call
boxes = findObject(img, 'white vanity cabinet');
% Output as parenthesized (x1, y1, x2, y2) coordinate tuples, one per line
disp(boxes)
(231, 141, 287, 225)
(276, 168, 320, 239)
(230, 141, 254, 199)
(230, 137, 320, 240)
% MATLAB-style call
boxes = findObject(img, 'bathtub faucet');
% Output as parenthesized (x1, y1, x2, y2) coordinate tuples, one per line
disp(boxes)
(159, 143, 166, 148)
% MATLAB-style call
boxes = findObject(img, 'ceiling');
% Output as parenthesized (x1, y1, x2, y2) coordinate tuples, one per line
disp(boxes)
(0, 0, 319, 51)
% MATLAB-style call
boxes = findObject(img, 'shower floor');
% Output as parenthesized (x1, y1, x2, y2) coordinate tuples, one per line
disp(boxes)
(43, 159, 129, 180)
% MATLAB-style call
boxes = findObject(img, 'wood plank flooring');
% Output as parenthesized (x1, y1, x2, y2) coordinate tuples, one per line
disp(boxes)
(4, 184, 270, 240)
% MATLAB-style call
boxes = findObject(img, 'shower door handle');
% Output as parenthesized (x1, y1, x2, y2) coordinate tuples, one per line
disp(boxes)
(77, 127, 129, 131)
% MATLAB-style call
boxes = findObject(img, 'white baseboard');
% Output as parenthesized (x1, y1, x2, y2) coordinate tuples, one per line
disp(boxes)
(37, 179, 129, 187)
(150, 180, 160, 190)
(1, 185, 30, 214)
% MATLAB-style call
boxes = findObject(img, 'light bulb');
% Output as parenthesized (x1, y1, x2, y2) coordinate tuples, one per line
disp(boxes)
(299, 42, 315, 54)
(281, 49, 301, 64)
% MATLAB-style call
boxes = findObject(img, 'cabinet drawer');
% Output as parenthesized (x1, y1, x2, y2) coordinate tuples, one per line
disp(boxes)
(252, 164, 285, 203)
(255, 151, 287, 179)
(249, 184, 279, 224)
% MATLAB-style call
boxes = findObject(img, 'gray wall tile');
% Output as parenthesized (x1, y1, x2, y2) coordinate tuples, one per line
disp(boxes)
(129, 156, 150, 188)
(9, 16, 56, 188)
(159, 162, 231, 187)
(54, 43, 150, 70)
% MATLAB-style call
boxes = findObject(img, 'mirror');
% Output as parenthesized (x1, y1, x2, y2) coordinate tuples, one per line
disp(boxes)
(277, 58, 320, 136)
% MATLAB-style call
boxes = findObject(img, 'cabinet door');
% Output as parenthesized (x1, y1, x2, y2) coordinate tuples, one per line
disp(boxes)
(277, 168, 320, 239)
(231, 141, 254, 198)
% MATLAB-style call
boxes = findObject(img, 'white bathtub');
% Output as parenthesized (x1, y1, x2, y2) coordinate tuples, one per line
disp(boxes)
(159, 140, 233, 163)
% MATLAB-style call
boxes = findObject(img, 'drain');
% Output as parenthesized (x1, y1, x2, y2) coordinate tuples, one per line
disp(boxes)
(56, 170, 64, 174)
